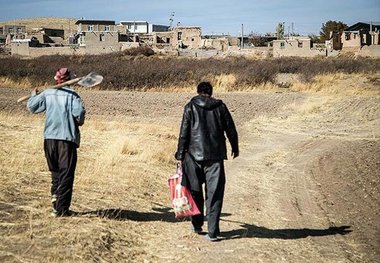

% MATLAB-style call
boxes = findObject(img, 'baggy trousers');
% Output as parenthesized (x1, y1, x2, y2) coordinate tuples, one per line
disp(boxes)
(44, 139, 77, 213)
(183, 154, 225, 238)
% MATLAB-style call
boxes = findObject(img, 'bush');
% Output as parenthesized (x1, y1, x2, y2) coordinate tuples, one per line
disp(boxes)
(0, 55, 379, 90)
(122, 47, 155, 57)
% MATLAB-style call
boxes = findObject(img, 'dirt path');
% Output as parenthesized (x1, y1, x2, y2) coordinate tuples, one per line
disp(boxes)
(141, 94, 379, 262)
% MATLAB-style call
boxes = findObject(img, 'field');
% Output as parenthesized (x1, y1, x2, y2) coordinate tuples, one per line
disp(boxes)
(0, 66, 380, 262)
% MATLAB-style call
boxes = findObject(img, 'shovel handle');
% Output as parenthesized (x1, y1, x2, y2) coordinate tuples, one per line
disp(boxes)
(17, 77, 82, 103)
(17, 95, 33, 103)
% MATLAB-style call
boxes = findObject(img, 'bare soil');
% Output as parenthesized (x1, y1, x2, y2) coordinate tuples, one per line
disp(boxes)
(0, 86, 379, 262)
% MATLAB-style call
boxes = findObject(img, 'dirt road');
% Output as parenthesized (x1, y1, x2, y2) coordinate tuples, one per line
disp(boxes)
(0, 86, 379, 262)
(136, 92, 379, 262)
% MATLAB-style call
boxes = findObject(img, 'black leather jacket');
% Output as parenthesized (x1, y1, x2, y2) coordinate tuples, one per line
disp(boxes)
(175, 95, 239, 161)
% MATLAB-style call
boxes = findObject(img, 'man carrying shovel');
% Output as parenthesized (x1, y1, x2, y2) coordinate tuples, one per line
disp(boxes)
(27, 68, 86, 217)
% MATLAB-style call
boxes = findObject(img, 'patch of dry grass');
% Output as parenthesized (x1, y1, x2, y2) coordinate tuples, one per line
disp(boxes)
(291, 73, 380, 95)
(0, 113, 178, 262)
(0, 77, 34, 89)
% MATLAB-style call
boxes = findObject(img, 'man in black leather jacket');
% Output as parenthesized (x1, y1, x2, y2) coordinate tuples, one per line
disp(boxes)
(175, 81, 239, 241)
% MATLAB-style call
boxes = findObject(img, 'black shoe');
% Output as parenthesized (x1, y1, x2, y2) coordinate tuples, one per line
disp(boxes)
(192, 226, 203, 234)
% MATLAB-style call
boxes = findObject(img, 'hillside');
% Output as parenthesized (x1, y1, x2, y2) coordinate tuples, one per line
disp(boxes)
(0, 17, 78, 36)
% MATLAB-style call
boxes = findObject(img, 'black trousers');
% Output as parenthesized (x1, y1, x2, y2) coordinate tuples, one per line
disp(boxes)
(44, 139, 77, 213)
(183, 154, 225, 238)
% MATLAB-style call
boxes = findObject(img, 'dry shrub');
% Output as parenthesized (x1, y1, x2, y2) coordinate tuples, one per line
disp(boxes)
(214, 74, 237, 92)
(122, 46, 155, 57)
(1, 55, 379, 91)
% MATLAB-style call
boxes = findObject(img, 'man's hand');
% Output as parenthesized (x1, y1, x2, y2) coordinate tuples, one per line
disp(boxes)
(231, 151, 239, 159)
(31, 88, 39, 96)
(177, 160, 182, 167)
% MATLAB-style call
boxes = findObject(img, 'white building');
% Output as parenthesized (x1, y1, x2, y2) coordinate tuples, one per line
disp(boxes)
(119, 21, 169, 34)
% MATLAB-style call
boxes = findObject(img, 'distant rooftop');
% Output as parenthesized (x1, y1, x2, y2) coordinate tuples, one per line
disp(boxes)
(75, 20, 115, 25)
(119, 21, 148, 24)
(175, 26, 201, 29)
(345, 22, 380, 32)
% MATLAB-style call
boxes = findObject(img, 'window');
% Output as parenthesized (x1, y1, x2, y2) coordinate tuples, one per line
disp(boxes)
(80, 32, 86, 44)
(191, 38, 194, 41)
(105, 25, 110, 31)
(298, 41, 303, 48)
(177, 32, 182, 40)
(17, 27, 22, 33)
(8, 28, 13, 33)
(127, 24, 137, 31)
(99, 33, 105, 41)
(87, 25, 94, 31)
(280, 42, 285, 48)
(0, 27, 3, 34)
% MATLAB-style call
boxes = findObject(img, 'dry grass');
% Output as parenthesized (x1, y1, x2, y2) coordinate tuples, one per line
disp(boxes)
(0, 73, 380, 95)
(290, 73, 380, 95)
(0, 77, 34, 89)
(2, 72, 379, 97)
(1, 72, 379, 261)
(0, 113, 179, 262)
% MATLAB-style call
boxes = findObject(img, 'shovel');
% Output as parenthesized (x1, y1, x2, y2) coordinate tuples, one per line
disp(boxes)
(17, 72, 103, 103)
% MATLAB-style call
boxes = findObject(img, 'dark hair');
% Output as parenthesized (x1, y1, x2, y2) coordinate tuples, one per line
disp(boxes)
(197, 81, 213, 96)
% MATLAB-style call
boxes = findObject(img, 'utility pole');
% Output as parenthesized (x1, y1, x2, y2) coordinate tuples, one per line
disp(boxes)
(291, 22, 294, 36)
(241, 23, 244, 49)
(169, 12, 175, 29)
(133, 21, 136, 42)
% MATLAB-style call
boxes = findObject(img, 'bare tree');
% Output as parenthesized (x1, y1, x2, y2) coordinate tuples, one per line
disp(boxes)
(276, 22, 285, 40)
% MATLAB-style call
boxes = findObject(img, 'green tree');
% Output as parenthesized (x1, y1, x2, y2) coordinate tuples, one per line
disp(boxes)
(320, 20, 347, 42)
(308, 34, 323, 43)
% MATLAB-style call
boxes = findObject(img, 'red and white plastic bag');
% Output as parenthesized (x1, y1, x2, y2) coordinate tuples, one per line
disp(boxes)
(168, 165, 201, 218)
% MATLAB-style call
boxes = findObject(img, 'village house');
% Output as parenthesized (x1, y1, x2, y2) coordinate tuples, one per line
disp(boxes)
(119, 21, 169, 34)
(0, 25, 26, 44)
(152, 26, 202, 49)
(329, 22, 380, 50)
(75, 19, 119, 54)
(342, 22, 380, 49)
(29, 28, 65, 45)
(328, 22, 380, 57)
(173, 26, 202, 49)
(272, 36, 325, 57)
(117, 21, 169, 43)
(10, 23, 88, 57)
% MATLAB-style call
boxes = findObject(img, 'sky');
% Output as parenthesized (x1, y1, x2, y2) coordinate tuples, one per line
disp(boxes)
(1, 0, 379, 36)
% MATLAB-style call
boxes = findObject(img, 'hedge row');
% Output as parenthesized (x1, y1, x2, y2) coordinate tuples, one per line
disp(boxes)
(1, 48, 379, 90)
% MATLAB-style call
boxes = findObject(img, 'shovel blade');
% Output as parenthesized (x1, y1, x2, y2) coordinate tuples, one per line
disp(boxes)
(78, 72, 103, 88)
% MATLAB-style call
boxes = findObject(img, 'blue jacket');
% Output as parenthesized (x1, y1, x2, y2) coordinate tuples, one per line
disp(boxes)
(27, 87, 85, 147)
